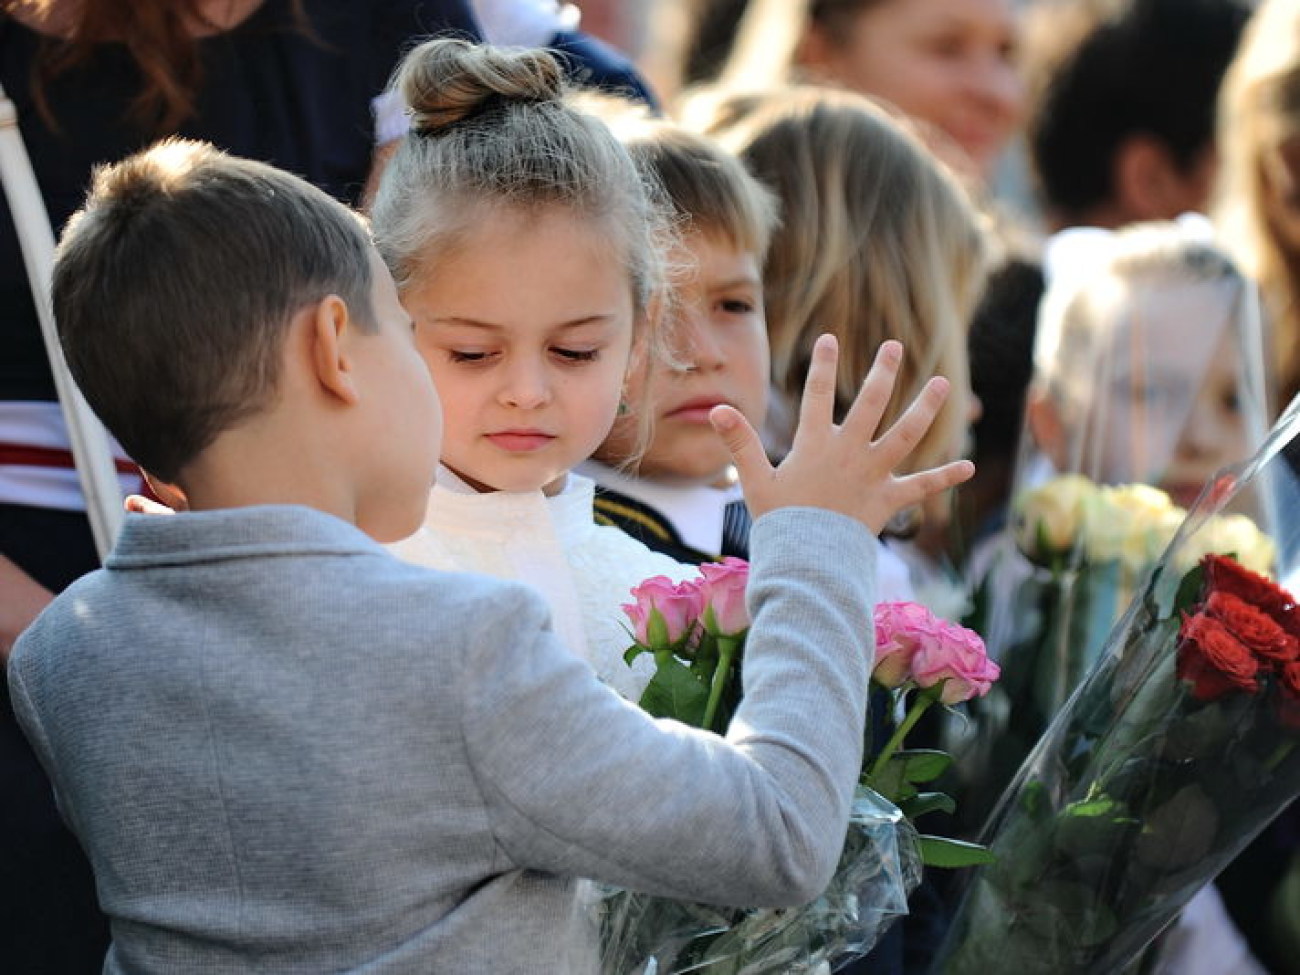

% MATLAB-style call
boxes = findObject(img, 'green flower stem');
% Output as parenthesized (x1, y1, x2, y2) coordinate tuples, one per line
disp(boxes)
(702, 635, 741, 731)
(865, 684, 941, 784)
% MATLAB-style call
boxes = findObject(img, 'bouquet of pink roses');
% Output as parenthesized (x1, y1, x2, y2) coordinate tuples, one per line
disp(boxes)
(593, 561, 997, 975)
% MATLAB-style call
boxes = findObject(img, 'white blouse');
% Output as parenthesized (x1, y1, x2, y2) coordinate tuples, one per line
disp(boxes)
(391, 468, 697, 700)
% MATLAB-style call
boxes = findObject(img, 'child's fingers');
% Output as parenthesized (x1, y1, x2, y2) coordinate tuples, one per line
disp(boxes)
(710, 404, 773, 489)
(839, 340, 903, 442)
(891, 460, 975, 508)
(872, 376, 951, 468)
(794, 334, 840, 442)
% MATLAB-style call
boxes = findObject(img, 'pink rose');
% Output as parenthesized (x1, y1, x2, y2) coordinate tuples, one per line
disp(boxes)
(910, 620, 1000, 705)
(623, 576, 704, 649)
(872, 601, 947, 689)
(698, 558, 751, 637)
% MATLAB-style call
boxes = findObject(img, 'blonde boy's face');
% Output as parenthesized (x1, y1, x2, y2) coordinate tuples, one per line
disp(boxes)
(353, 248, 443, 541)
(599, 231, 769, 486)
(403, 206, 635, 495)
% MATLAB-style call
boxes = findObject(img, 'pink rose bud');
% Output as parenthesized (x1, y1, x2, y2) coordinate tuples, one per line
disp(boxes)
(872, 601, 947, 688)
(910, 619, 1000, 705)
(699, 557, 751, 637)
(623, 575, 704, 649)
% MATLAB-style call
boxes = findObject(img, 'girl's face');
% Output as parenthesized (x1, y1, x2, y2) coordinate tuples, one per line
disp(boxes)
(402, 206, 636, 496)
(1087, 280, 1251, 506)
(598, 231, 769, 486)
(802, 0, 1023, 175)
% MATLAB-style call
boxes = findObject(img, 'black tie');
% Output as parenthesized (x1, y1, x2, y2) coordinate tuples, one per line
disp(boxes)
(721, 499, 752, 559)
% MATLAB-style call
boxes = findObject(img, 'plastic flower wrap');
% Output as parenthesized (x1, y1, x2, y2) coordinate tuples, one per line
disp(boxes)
(932, 405, 1300, 974)
(955, 477, 1274, 830)
(594, 564, 996, 974)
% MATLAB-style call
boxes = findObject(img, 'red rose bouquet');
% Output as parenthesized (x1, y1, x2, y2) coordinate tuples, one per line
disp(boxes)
(595, 564, 996, 974)
(954, 476, 1275, 832)
(933, 410, 1300, 973)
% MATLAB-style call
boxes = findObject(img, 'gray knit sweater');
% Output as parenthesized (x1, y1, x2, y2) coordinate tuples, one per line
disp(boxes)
(9, 503, 877, 973)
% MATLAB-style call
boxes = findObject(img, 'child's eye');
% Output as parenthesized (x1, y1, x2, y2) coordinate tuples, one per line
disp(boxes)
(720, 299, 756, 315)
(553, 347, 600, 363)
(448, 350, 494, 363)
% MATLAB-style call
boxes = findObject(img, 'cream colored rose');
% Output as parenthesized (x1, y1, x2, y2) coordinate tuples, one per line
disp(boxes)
(1176, 512, 1276, 576)
(1013, 474, 1098, 562)
(1087, 485, 1182, 572)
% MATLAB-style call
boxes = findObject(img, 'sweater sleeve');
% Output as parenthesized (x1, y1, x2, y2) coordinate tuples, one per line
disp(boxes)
(460, 507, 877, 907)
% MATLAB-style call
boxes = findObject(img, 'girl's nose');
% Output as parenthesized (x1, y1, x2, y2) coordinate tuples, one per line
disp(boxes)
(500, 357, 551, 409)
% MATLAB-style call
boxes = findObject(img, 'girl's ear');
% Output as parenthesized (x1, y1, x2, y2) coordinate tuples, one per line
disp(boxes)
(308, 295, 360, 406)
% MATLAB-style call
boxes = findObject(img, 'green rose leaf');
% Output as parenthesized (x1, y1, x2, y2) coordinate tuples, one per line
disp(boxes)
(894, 748, 953, 784)
(899, 791, 957, 821)
(918, 835, 996, 868)
(638, 657, 709, 726)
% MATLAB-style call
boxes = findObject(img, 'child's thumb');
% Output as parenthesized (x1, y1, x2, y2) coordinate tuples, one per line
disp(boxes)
(710, 405, 770, 485)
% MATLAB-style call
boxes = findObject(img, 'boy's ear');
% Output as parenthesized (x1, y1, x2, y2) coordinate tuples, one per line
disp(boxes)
(308, 295, 360, 406)
(140, 474, 189, 512)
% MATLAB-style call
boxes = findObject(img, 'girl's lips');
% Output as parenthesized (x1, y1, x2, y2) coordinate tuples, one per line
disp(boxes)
(485, 431, 555, 452)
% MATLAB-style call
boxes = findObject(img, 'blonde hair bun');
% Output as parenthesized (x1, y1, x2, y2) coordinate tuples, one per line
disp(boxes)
(398, 38, 564, 134)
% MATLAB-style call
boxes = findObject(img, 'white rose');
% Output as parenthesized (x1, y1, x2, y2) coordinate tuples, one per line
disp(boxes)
(1176, 512, 1276, 576)
(1013, 474, 1098, 562)
(1086, 484, 1179, 572)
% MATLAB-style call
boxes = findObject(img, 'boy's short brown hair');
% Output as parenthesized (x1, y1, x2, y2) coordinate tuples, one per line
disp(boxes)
(53, 139, 376, 483)
(621, 120, 778, 257)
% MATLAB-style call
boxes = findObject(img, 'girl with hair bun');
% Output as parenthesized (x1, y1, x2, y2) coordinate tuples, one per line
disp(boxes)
(372, 38, 693, 699)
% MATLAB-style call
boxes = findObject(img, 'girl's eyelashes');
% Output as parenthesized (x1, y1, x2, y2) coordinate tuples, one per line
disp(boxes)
(443, 347, 601, 364)
(447, 349, 494, 363)
(553, 347, 601, 363)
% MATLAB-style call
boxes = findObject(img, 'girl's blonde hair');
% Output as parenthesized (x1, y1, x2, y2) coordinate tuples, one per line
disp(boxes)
(371, 39, 670, 327)
(705, 86, 989, 472)
(1213, 0, 1300, 400)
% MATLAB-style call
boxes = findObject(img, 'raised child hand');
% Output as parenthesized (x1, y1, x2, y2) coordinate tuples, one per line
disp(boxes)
(709, 335, 974, 535)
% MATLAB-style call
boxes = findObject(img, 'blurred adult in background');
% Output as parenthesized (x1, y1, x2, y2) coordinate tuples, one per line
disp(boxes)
(694, 0, 1023, 182)
(793, 0, 1023, 180)
(1026, 0, 1251, 233)
(0, 2, 483, 969)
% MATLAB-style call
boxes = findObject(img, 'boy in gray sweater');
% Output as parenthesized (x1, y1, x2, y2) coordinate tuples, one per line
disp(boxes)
(7, 139, 970, 973)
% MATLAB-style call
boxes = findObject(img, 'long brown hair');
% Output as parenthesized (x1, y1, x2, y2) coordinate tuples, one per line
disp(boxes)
(7, 0, 306, 132)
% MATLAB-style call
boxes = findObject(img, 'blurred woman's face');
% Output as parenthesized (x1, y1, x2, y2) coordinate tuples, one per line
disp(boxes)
(800, 0, 1023, 176)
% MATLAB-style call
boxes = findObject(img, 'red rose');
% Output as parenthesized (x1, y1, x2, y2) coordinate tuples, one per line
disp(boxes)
(1177, 612, 1261, 701)
(1203, 555, 1299, 634)
(1205, 591, 1300, 667)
